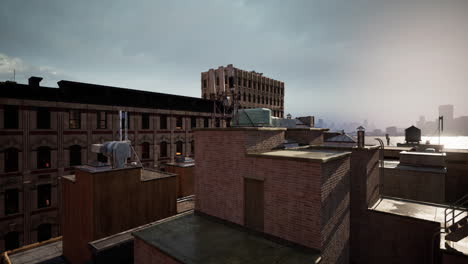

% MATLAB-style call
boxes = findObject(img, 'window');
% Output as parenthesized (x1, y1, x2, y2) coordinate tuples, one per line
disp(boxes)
(203, 79, 207, 88)
(142, 113, 150, 129)
(37, 147, 51, 169)
(176, 117, 183, 129)
(248, 94, 251, 102)
(69, 110, 81, 129)
(69, 145, 81, 166)
(5, 189, 19, 215)
(215, 118, 220, 128)
(160, 142, 168, 158)
(37, 184, 51, 208)
(190, 141, 195, 156)
(248, 80, 251, 88)
(97, 153, 108, 163)
(243, 93, 246, 101)
(204, 117, 209, 128)
(97, 111, 107, 129)
(238, 77, 242, 86)
(141, 142, 150, 159)
(4, 232, 19, 251)
(37, 107, 50, 129)
(191, 117, 197, 129)
(229, 77, 234, 88)
(37, 223, 52, 242)
(4, 105, 19, 129)
(243, 79, 247, 86)
(216, 77, 219, 85)
(225, 75, 228, 84)
(226, 118, 231, 128)
(160, 115, 167, 130)
(176, 141, 183, 155)
(5, 148, 19, 172)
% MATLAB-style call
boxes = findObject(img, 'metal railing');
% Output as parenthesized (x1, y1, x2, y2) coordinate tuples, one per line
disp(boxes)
(444, 194, 468, 230)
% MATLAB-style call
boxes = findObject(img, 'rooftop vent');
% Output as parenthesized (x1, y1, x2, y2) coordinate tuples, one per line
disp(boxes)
(28, 76, 43, 87)
(233, 108, 272, 127)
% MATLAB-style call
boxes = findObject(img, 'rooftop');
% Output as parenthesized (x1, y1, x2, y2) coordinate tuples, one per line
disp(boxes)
(0, 79, 222, 113)
(383, 160, 447, 174)
(248, 149, 351, 163)
(371, 197, 468, 255)
(132, 212, 321, 264)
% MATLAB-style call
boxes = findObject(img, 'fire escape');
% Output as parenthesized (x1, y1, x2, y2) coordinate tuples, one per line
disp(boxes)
(444, 194, 468, 243)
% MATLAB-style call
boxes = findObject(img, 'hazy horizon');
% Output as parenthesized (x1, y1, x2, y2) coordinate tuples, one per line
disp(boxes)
(1, 0, 468, 129)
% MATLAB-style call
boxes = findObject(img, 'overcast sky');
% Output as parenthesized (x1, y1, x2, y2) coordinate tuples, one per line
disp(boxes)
(1, 0, 467, 128)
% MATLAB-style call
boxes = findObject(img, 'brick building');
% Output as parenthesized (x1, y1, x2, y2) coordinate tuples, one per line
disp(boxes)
(0, 77, 226, 252)
(133, 127, 352, 264)
(201, 64, 285, 117)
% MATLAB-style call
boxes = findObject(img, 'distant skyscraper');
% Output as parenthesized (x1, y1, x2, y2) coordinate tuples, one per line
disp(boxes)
(439, 105, 454, 121)
(417, 116, 426, 128)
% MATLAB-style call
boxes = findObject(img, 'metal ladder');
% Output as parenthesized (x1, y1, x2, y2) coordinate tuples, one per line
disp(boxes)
(444, 194, 468, 242)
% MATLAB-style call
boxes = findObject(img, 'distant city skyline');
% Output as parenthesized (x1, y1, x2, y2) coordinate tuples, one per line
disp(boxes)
(1, 0, 468, 128)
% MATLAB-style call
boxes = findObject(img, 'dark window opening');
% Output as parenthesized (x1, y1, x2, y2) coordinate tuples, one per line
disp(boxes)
(248, 80, 251, 88)
(37, 184, 51, 208)
(160, 115, 167, 130)
(176, 117, 183, 129)
(226, 118, 231, 128)
(248, 94, 251, 102)
(225, 75, 228, 84)
(229, 77, 234, 88)
(176, 141, 183, 155)
(160, 142, 168, 158)
(216, 77, 219, 85)
(204, 117, 209, 128)
(37, 147, 51, 169)
(4, 105, 19, 129)
(5, 148, 19, 173)
(5, 189, 19, 215)
(97, 111, 107, 129)
(69, 110, 81, 129)
(97, 153, 108, 163)
(243, 79, 247, 86)
(5, 232, 19, 251)
(191, 141, 195, 156)
(37, 223, 52, 242)
(141, 142, 150, 159)
(37, 107, 51, 129)
(238, 77, 242, 86)
(191, 117, 197, 129)
(142, 113, 150, 129)
(69, 145, 81, 167)
(215, 118, 221, 128)
(203, 79, 207, 88)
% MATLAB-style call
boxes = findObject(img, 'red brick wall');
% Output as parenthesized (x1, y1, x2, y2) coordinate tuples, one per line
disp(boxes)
(320, 157, 351, 264)
(285, 129, 324, 145)
(194, 128, 350, 254)
(134, 237, 180, 264)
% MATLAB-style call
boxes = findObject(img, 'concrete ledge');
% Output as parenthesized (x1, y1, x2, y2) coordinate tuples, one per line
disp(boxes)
(193, 127, 287, 131)
(247, 149, 351, 163)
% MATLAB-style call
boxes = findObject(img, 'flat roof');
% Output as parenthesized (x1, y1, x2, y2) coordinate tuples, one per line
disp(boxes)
(8, 241, 65, 264)
(132, 213, 321, 264)
(371, 197, 468, 255)
(400, 151, 446, 157)
(248, 149, 350, 163)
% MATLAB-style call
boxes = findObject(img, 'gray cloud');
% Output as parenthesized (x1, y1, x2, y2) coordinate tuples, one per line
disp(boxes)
(1, 0, 467, 128)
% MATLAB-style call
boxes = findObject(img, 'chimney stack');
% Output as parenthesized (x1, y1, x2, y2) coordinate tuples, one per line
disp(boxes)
(28, 76, 43, 87)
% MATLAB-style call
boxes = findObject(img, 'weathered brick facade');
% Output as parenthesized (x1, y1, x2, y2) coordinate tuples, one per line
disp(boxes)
(285, 128, 326, 146)
(0, 80, 225, 252)
(194, 128, 351, 263)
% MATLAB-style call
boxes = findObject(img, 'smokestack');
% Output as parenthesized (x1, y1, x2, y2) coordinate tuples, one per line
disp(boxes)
(357, 126, 365, 148)
(28, 76, 43, 87)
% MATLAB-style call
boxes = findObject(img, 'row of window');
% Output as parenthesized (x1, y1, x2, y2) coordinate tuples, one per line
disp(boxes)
(3, 223, 52, 251)
(3, 106, 217, 130)
(241, 93, 284, 106)
(4, 184, 51, 216)
(3, 141, 197, 173)
(203, 77, 284, 94)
